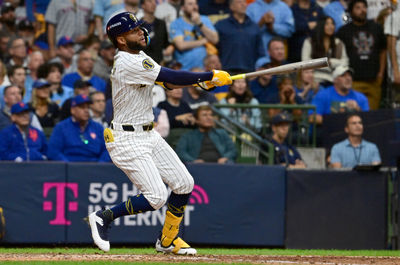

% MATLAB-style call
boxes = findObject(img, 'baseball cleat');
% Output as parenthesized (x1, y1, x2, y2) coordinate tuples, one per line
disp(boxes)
(155, 237, 197, 255)
(86, 210, 111, 252)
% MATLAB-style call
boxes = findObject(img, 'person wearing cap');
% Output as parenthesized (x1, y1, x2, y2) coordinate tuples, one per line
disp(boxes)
(336, 0, 386, 110)
(37, 62, 74, 107)
(0, 85, 43, 131)
(269, 112, 306, 168)
(0, 101, 47, 161)
(309, 65, 369, 125)
(59, 79, 93, 121)
(49, 36, 77, 75)
(45, 0, 94, 59)
(329, 113, 381, 168)
(0, 2, 16, 35)
(85, 11, 231, 255)
(17, 20, 35, 49)
(27, 78, 60, 130)
(93, 40, 116, 81)
(61, 49, 107, 93)
(48, 94, 110, 162)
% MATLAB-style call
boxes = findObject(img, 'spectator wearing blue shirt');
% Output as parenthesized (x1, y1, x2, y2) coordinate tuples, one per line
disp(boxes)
(246, 0, 295, 61)
(323, 0, 349, 32)
(309, 65, 369, 125)
(330, 113, 381, 168)
(255, 37, 286, 69)
(249, 62, 279, 104)
(48, 94, 110, 162)
(269, 112, 306, 168)
(0, 102, 47, 161)
(169, 0, 219, 70)
(62, 49, 107, 93)
(215, 0, 265, 73)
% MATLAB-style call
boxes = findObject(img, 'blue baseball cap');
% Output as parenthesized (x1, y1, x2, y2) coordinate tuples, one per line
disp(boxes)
(57, 36, 74, 47)
(11, 102, 30, 114)
(33, 78, 50, 89)
(271, 113, 292, 125)
(71, 94, 91, 107)
(106, 12, 144, 45)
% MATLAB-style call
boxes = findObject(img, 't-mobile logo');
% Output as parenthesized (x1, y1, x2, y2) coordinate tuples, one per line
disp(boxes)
(43, 183, 78, 225)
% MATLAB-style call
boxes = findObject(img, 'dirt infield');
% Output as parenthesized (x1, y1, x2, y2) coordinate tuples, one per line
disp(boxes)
(1, 253, 400, 264)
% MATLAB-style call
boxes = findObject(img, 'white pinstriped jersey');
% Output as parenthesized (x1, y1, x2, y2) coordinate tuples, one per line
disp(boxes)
(110, 50, 161, 125)
(105, 49, 194, 210)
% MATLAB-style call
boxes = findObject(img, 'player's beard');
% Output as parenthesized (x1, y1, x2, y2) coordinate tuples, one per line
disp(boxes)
(126, 39, 145, 51)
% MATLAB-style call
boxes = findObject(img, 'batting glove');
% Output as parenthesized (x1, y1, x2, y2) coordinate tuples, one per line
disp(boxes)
(196, 70, 232, 91)
(210, 70, 232, 87)
(196, 81, 216, 91)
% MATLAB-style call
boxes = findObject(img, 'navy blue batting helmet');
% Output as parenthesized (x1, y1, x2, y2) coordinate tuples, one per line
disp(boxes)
(106, 12, 150, 47)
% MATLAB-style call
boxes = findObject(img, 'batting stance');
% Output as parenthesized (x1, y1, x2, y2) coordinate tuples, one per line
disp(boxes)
(86, 12, 232, 255)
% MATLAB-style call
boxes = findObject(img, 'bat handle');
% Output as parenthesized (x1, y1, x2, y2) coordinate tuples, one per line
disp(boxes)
(230, 74, 246, 81)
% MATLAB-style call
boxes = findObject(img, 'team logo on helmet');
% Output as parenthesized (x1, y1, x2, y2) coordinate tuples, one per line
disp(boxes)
(142, 59, 154, 70)
(129, 14, 137, 22)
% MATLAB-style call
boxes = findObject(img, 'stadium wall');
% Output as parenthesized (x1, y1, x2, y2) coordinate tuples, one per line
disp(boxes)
(0, 162, 388, 249)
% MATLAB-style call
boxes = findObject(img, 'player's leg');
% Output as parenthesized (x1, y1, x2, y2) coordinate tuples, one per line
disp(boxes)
(152, 133, 196, 255)
(87, 130, 169, 251)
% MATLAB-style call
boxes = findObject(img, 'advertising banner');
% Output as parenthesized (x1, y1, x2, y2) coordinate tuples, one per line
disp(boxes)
(0, 162, 286, 246)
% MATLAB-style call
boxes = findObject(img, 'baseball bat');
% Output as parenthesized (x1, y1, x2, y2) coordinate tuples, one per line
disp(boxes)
(230, 57, 329, 80)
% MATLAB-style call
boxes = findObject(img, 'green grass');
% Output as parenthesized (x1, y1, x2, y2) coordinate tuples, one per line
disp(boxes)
(0, 247, 399, 256)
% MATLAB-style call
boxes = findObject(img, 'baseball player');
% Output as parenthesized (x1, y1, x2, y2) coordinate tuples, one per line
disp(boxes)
(86, 11, 232, 255)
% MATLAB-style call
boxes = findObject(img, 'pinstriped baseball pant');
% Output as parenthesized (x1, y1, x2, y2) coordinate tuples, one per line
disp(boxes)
(106, 129, 194, 210)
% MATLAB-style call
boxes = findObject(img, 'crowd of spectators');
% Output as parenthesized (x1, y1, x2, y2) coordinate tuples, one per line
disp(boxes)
(0, 0, 396, 168)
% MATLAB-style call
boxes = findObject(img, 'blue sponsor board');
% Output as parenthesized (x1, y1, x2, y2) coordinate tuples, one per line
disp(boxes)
(0, 162, 286, 246)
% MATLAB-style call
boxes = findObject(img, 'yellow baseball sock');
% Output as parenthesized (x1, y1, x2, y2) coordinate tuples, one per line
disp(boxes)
(161, 211, 182, 247)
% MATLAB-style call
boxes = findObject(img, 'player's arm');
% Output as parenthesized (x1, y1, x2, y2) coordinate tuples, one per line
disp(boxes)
(155, 67, 232, 91)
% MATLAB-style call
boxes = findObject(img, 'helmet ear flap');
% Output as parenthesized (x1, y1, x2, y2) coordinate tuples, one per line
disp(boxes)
(140, 26, 150, 46)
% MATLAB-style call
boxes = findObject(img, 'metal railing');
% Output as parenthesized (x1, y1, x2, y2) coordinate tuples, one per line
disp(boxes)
(211, 104, 317, 165)
(211, 106, 275, 165)
(213, 103, 317, 147)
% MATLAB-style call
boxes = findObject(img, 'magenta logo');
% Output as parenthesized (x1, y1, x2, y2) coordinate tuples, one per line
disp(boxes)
(43, 183, 79, 225)
(189, 185, 209, 204)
